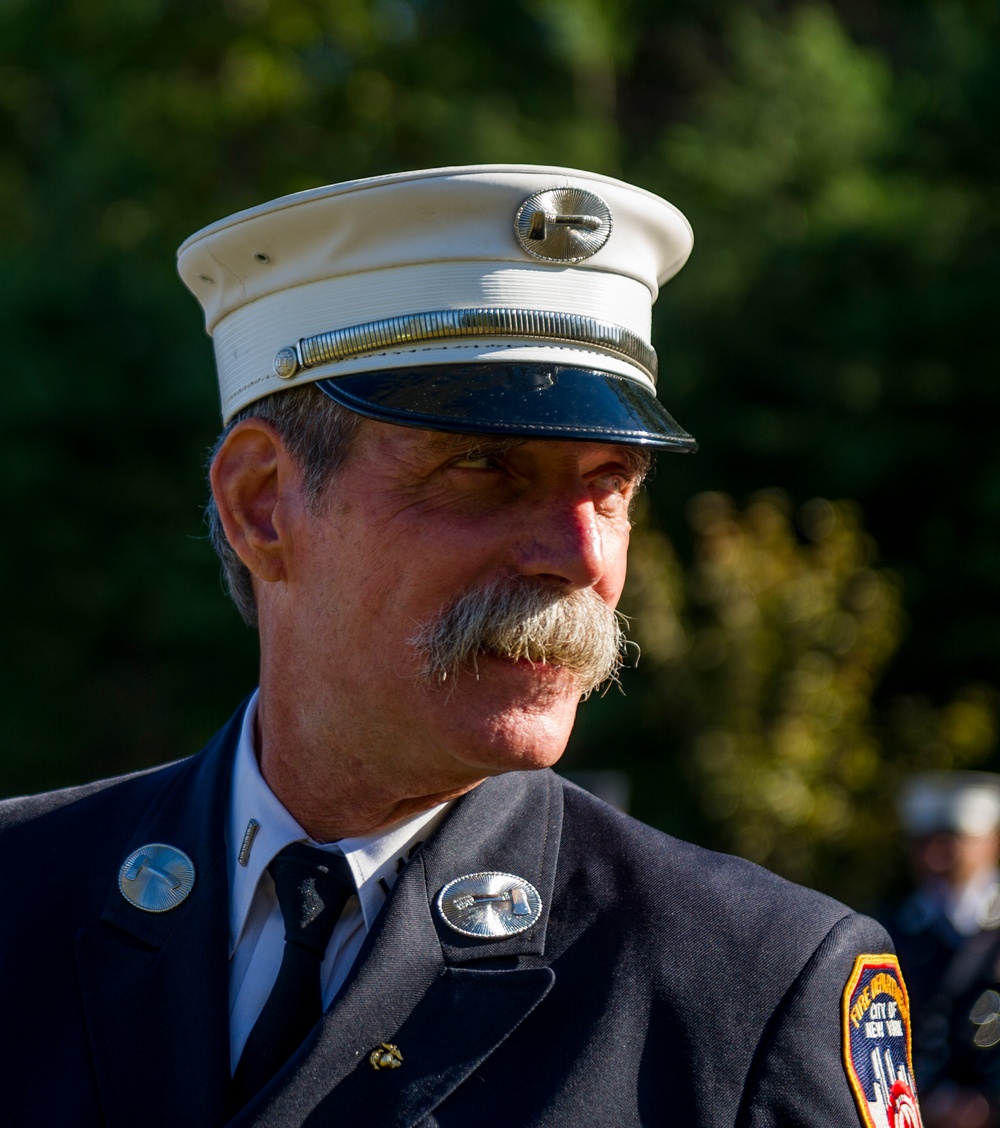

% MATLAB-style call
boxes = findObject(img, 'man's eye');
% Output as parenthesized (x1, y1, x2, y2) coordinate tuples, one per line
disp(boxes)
(451, 455, 502, 471)
(594, 472, 631, 495)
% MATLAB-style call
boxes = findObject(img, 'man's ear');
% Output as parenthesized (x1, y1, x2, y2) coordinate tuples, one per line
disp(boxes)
(210, 419, 303, 584)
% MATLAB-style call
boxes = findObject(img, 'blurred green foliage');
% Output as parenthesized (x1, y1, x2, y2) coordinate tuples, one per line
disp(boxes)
(618, 497, 997, 904)
(1, 0, 998, 904)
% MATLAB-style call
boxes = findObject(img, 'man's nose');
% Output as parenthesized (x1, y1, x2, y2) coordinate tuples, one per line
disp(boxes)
(513, 492, 607, 590)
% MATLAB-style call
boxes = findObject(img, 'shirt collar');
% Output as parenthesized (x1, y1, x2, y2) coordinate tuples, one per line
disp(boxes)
(227, 690, 451, 952)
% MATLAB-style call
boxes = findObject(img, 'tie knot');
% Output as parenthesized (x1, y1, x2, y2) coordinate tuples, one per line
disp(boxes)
(267, 842, 355, 958)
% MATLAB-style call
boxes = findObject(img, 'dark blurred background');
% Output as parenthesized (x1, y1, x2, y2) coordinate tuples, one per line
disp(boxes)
(2, 0, 997, 910)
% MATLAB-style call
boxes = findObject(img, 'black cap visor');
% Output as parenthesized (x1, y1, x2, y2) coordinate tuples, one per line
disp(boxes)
(315, 363, 697, 451)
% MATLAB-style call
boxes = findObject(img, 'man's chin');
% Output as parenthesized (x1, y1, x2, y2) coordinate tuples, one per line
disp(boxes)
(401, 650, 598, 780)
(417, 666, 581, 774)
(466, 735, 572, 777)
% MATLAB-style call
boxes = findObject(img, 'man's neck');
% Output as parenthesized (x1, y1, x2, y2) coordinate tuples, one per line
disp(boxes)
(253, 695, 485, 843)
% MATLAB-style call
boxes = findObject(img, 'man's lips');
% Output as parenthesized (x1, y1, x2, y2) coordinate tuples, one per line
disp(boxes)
(479, 651, 565, 673)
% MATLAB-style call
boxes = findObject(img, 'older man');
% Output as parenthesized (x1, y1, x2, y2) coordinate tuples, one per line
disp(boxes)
(0, 166, 918, 1127)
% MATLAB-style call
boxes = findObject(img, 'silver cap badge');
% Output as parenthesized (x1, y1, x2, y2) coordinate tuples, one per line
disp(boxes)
(437, 871, 542, 938)
(514, 187, 613, 263)
(118, 843, 196, 912)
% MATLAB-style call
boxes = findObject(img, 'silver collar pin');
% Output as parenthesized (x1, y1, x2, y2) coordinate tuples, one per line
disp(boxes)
(118, 843, 196, 912)
(437, 871, 542, 938)
(238, 818, 260, 867)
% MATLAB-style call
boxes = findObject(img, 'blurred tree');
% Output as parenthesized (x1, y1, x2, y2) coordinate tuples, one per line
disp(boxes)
(615, 495, 998, 905)
(624, 1, 1000, 701)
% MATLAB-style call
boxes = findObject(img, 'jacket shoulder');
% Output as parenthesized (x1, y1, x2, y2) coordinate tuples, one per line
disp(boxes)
(0, 760, 184, 834)
(0, 698, 248, 842)
(554, 773, 879, 959)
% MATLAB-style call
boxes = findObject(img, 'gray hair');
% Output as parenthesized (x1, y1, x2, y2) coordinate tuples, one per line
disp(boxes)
(206, 385, 363, 627)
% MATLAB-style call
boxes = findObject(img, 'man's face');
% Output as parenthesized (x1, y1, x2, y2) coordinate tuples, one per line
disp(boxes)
(269, 419, 645, 792)
(912, 829, 1000, 888)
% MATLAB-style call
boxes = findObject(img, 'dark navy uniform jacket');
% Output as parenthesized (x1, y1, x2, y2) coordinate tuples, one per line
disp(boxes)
(0, 704, 889, 1126)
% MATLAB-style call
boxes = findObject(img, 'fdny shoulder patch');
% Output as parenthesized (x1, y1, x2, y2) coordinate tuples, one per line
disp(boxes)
(842, 954, 922, 1128)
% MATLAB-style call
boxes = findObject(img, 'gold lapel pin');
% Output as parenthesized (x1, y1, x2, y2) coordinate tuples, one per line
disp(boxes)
(369, 1043, 403, 1071)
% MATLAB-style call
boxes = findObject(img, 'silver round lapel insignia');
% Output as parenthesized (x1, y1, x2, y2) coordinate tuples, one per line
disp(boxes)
(437, 871, 542, 938)
(118, 843, 196, 912)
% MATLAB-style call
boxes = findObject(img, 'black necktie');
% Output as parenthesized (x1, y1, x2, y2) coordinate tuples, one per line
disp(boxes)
(231, 842, 355, 1108)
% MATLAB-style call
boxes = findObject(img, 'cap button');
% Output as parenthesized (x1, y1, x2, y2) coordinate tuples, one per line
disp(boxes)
(273, 346, 300, 379)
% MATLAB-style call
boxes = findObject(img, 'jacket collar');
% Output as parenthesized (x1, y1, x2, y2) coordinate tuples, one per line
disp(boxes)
(75, 703, 242, 1128)
(231, 767, 564, 1127)
(76, 700, 565, 1128)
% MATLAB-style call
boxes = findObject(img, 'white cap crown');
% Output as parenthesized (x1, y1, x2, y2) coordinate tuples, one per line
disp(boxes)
(177, 165, 693, 425)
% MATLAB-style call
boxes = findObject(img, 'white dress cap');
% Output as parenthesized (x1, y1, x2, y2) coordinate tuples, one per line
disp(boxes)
(177, 164, 696, 448)
(899, 772, 1000, 837)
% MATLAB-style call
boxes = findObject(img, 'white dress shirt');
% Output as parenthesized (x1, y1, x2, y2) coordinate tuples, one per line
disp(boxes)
(943, 867, 1000, 934)
(226, 690, 451, 1072)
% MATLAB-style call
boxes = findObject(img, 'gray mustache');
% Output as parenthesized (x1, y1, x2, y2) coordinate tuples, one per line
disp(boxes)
(408, 577, 628, 697)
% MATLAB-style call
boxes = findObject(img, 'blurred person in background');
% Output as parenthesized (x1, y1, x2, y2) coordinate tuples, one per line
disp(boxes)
(889, 772, 1000, 1127)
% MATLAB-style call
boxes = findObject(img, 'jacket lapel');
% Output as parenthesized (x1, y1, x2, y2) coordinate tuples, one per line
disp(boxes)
(75, 711, 240, 1128)
(233, 769, 564, 1128)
